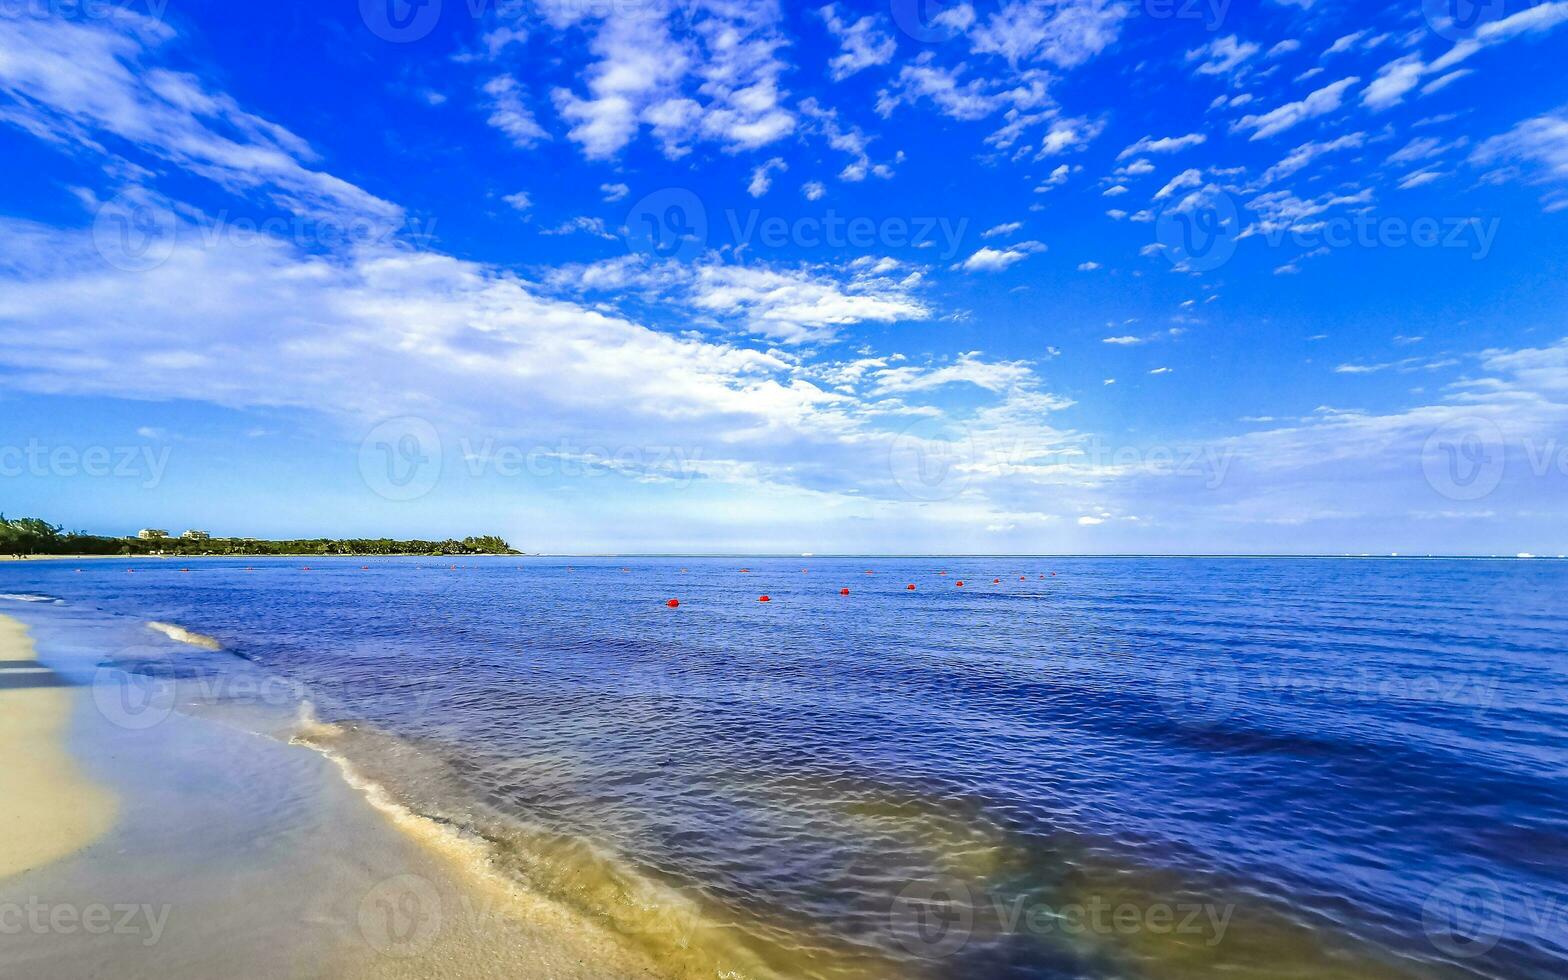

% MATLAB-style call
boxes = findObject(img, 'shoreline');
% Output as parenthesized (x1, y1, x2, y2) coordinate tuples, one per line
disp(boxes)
(4, 552, 1561, 561)
(0, 615, 118, 879)
(0, 606, 669, 979)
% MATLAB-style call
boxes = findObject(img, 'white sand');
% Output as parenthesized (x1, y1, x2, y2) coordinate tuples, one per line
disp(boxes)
(0, 615, 118, 879)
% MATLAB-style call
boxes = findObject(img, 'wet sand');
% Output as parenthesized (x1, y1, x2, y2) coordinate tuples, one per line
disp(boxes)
(0, 615, 117, 878)
(0, 609, 666, 979)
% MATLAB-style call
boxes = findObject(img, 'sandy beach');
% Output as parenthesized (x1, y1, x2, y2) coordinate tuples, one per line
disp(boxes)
(0, 615, 118, 878)
(0, 606, 667, 980)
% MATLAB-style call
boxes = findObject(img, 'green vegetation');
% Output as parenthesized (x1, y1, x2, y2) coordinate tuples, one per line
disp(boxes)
(0, 515, 516, 557)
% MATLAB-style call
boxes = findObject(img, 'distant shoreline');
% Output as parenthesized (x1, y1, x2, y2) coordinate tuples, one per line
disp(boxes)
(0, 553, 520, 561)
(3, 552, 1559, 561)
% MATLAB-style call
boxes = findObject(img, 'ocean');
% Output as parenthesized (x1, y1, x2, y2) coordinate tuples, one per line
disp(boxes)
(3, 556, 1565, 978)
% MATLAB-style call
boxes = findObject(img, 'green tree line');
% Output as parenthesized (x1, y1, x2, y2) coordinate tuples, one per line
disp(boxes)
(0, 516, 516, 557)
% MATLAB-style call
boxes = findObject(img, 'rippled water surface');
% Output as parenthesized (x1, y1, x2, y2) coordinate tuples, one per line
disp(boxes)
(6, 556, 1566, 978)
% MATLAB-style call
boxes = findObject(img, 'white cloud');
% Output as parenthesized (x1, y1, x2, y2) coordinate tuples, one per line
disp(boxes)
(539, 216, 617, 238)
(600, 182, 629, 202)
(1034, 163, 1072, 193)
(982, 221, 1023, 238)
(1397, 170, 1445, 190)
(550, 256, 933, 344)
(1078, 261, 1101, 271)
(802, 180, 827, 200)
(1471, 109, 1568, 195)
(956, 241, 1047, 272)
(748, 157, 787, 197)
(872, 351, 1037, 394)
(1118, 132, 1206, 159)
(1153, 168, 1203, 200)
(1361, 55, 1425, 111)
(0, 14, 400, 224)
(1359, 5, 1568, 112)
(502, 191, 532, 211)
(817, 3, 897, 81)
(544, 1, 794, 160)
(1324, 31, 1366, 56)
(1187, 35, 1260, 76)
(968, 0, 1130, 69)
(484, 75, 549, 148)
(1421, 69, 1472, 96)
(1259, 132, 1365, 185)
(1233, 77, 1359, 140)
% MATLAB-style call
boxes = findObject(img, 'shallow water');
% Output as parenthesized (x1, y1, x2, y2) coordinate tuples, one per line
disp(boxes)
(4, 556, 1566, 978)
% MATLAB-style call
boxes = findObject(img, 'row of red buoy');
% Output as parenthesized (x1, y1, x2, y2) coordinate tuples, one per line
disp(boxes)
(663, 571, 1061, 607)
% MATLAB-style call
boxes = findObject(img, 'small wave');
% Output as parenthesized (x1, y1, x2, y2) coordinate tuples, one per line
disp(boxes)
(0, 592, 63, 604)
(147, 621, 223, 650)
(290, 719, 802, 979)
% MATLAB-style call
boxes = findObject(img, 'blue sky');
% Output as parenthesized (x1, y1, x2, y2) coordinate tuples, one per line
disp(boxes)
(1, 0, 1566, 554)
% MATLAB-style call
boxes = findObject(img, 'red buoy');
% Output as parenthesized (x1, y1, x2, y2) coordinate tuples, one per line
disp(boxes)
(362, 565, 369, 570)
(1019, 576, 1026, 581)
(758, 595, 771, 602)
(956, 580, 964, 587)
(740, 568, 751, 573)
(906, 583, 916, 590)
(666, 599, 680, 608)
(992, 578, 1000, 584)
(839, 588, 850, 595)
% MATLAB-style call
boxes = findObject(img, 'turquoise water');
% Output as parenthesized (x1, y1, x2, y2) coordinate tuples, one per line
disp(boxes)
(4, 556, 1565, 978)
